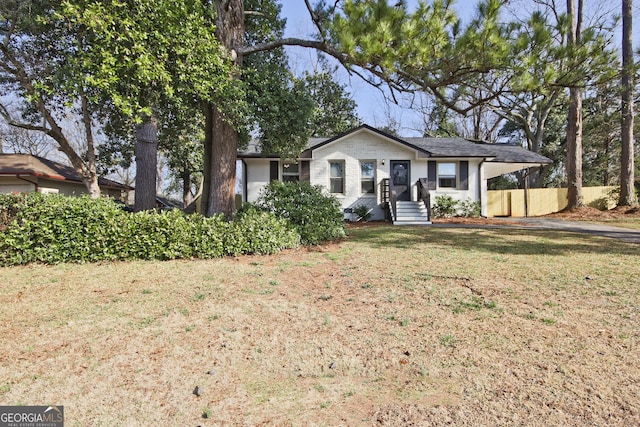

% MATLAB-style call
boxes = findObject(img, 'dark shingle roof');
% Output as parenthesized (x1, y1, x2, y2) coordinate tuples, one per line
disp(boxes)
(405, 137, 495, 158)
(475, 142, 552, 164)
(238, 124, 551, 165)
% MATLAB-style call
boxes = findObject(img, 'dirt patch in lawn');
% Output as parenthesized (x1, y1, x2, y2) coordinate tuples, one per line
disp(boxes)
(0, 229, 639, 425)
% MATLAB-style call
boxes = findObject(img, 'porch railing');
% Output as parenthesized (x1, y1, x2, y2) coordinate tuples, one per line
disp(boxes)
(381, 178, 397, 221)
(417, 178, 431, 222)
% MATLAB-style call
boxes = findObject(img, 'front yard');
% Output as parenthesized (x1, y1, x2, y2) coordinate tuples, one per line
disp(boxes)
(0, 226, 638, 426)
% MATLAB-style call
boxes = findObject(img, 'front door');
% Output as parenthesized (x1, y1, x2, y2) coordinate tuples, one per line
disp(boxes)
(390, 160, 410, 201)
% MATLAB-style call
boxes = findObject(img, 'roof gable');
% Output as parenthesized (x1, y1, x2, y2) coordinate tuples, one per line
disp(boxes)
(300, 124, 429, 158)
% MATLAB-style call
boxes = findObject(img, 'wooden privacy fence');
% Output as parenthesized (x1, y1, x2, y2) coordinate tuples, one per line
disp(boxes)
(487, 186, 617, 217)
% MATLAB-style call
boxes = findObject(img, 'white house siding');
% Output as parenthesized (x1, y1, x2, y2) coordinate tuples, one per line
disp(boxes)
(244, 158, 272, 203)
(311, 131, 429, 221)
(0, 177, 36, 194)
(241, 132, 486, 220)
(430, 158, 482, 206)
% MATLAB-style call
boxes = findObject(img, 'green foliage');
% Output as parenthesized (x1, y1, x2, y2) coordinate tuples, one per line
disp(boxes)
(227, 204, 300, 256)
(431, 196, 480, 218)
(255, 181, 346, 245)
(0, 193, 300, 266)
(324, 0, 510, 93)
(353, 204, 372, 222)
(295, 57, 361, 137)
(58, 0, 236, 119)
(431, 195, 459, 218)
(459, 199, 481, 218)
(243, 0, 314, 159)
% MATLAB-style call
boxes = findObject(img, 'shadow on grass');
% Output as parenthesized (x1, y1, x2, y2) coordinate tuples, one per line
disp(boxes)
(347, 225, 640, 257)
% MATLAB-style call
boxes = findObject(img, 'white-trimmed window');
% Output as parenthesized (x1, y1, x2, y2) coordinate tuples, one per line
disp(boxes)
(438, 162, 457, 188)
(282, 162, 299, 182)
(360, 160, 375, 194)
(329, 161, 344, 193)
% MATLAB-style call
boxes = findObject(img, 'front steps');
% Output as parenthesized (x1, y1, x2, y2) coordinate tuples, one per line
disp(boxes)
(393, 200, 432, 225)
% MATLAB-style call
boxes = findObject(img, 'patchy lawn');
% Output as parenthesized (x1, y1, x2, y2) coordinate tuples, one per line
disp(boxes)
(0, 226, 638, 426)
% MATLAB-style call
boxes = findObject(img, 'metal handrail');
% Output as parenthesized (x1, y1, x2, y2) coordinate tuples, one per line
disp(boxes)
(417, 178, 431, 222)
(388, 177, 398, 221)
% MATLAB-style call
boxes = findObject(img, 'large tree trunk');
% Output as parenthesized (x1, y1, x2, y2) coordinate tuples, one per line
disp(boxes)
(620, 0, 637, 206)
(203, 106, 238, 217)
(134, 115, 158, 212)
(79, 90, 101, 198)
(566, 86, 583, 207)
(566, 0, 584, 208)
(181, 171, 193, 209)
(202, 0, 244, 218)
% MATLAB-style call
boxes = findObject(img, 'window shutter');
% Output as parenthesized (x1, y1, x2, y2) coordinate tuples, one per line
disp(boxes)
(270, 161, 279, 182)
(300, 161, 310, 182)
(459, 161, 469, 190)
(427, 161, 437, 190)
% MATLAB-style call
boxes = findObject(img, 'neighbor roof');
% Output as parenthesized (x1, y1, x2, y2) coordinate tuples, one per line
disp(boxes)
(0, 154, 132, 189)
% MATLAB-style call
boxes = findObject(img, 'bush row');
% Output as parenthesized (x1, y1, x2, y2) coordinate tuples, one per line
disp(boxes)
(431, 194, 481, 218)
(0, 193, 301, 266)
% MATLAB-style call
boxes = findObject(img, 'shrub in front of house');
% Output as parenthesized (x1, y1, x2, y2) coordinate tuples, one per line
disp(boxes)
(431, 195, 459, 218)
(353, 204, 372, 222)
(254, 181, 346, 245)
(431, 195, 481, 219)
(459, 199, 481, 217)
(0, 193, 300, 265)
(226, 204, 300, 255)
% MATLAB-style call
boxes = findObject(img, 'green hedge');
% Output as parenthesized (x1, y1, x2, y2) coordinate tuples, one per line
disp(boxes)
(253, 181, 346, 245)
(0, 193, 300, 266)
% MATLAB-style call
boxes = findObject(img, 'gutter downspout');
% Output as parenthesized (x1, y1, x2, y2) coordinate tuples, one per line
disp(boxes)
(524, 168, 530, 217)
(478, 159, 487, 217)
(242, 159, 247, 203)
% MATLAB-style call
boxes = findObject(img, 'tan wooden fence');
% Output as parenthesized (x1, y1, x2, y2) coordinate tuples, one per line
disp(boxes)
(486, 186, 616, 217)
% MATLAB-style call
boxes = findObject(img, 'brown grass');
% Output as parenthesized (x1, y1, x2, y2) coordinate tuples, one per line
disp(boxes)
(1, 226, 639, 426)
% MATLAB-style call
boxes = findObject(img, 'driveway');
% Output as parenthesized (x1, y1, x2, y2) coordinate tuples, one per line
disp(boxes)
(433, 217, 640, 244)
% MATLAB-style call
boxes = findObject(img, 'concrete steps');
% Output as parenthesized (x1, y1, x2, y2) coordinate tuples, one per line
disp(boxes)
(393, 200, 432, 225)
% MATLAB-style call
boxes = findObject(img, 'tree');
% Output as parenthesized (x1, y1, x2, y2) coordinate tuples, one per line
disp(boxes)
(201, 0, 513, 217)
(159, 105, 205, 208)
(454, 1, 616, 189)
(566, 0, 584, 208)
(0, 0, 103, 196)
(0, 122, 53, 157)
(295, 57, 361, 137)
(58, 0, 232, 211)
(619, 0, 637, 206)
(488, 10, 569, 187)
(582, 79, 622, 187)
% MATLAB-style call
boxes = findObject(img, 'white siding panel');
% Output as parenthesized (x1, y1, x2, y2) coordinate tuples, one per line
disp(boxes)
(244, 159, 271, 203)
(241, 130, 486, 220)
(430, 159, 482, 204)
(312, 132, 428, 221)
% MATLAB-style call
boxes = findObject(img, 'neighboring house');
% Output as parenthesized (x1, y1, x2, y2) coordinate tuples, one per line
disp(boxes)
(0, 153, 131, 201)
(238, 124, 551, 224)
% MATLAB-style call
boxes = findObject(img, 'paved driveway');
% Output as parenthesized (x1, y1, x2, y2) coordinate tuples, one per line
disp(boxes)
(433, 218, 640, 244)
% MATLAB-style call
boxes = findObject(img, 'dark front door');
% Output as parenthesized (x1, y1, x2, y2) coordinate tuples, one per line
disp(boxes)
(390, 160, 410, 201)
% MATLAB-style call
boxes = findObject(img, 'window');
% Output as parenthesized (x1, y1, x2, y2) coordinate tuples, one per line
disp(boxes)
(360, 161, 375, 194)
(282, 162, 299, 182)
(438, 162, 457, 188)
(329, 161, 344, 193)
